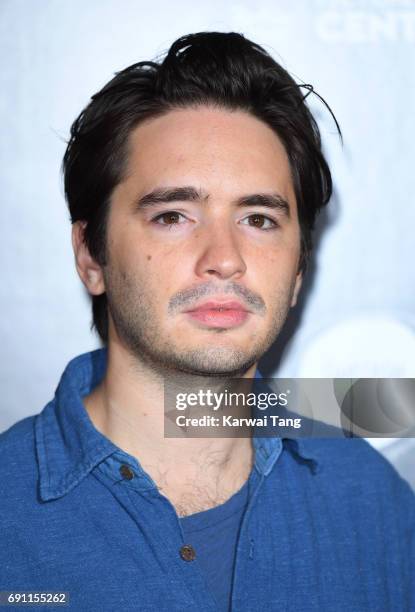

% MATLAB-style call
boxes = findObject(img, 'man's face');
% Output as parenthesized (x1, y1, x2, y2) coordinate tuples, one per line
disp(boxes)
(101, 106, 302, 376)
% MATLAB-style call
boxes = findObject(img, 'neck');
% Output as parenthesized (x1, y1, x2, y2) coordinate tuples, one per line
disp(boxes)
(83, 339, 257, 512)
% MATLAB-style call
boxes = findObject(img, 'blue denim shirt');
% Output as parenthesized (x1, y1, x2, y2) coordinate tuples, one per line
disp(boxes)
(0, 348, 414, 611)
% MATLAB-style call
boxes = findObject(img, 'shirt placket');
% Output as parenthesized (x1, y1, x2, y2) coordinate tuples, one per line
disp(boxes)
(94, 451, 220, 611)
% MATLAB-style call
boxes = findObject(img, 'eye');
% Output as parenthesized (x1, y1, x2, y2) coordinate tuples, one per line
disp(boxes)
(240, 214, 278, 230)
(152, 211, 187, 226)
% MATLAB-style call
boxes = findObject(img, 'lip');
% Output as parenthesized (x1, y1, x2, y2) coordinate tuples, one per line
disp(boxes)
(183, 300, 250, 328)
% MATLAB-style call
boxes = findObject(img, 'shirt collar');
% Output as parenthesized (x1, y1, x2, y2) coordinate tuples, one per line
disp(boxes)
(35, 348, 119, 501)
(252, 369, 322, 476)
(35, 348, 321, 502)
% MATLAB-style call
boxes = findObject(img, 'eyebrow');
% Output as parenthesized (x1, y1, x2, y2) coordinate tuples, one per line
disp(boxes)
(133, 186, 291, 217)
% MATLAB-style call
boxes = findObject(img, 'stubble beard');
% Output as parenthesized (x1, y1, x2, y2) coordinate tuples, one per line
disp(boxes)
(103, 265, 294, 379)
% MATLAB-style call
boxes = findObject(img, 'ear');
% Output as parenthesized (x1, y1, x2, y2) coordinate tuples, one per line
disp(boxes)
(71, 221, 105, 296)
(290, 270, 303, 308)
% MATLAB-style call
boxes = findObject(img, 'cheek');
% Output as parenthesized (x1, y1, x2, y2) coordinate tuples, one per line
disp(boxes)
(140, 247, 191, 300)
(248, 242, 300, 306)
(249, 238, 299, 277)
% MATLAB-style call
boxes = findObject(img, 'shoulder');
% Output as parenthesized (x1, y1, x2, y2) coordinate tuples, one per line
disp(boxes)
(0, 415, 39, 497)
(0, 414, 37, 453)
(302, 436, 415, 513)
(304, 435, 409, 476)
(310, 436, 409, 473)
(0, 413, 37, 450)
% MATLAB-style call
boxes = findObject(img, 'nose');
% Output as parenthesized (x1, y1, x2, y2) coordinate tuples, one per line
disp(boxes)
(194, 217, 247, 280)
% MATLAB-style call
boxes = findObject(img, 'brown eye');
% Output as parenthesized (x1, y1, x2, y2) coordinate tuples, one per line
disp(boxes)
(249, 214, 265, 228)
(241, 214, 277, 230)
(154, 211, 183, 225)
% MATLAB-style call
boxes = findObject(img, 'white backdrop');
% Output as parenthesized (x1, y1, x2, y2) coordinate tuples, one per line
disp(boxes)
(1, 0, 414, 484)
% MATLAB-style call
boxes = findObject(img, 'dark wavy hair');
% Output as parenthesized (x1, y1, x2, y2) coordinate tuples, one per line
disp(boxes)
(63, 31, 340, 344)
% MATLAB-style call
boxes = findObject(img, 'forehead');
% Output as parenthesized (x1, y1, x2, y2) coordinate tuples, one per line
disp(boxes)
(122, 106, 295, 203)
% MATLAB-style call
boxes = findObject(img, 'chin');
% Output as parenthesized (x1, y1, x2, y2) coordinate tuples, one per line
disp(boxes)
(166, 346, 259, 378)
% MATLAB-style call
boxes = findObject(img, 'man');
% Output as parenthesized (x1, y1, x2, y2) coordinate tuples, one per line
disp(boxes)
(0, 31, 413, 611)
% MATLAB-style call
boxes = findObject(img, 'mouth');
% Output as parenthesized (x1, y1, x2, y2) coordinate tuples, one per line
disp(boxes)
(183, 300, 251, 329)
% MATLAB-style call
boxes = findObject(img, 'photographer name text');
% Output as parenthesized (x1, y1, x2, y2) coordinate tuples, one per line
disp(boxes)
(176, 415, 302, 429)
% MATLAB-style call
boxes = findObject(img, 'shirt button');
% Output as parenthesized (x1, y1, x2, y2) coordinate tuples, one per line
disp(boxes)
(119, 464, 135, 480)
(180, 544, 196, 562)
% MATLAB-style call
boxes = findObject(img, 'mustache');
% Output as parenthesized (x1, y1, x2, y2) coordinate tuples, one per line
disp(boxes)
(167, 281, 266, 314)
